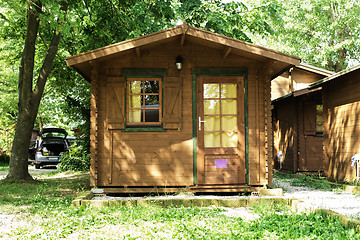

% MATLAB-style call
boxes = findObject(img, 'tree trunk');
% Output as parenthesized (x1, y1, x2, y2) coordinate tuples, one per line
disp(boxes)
(6, 0, 68, 180)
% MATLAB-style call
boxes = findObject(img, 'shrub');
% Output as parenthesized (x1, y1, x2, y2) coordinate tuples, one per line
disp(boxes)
(58, 145, 90, 172)
(0, 154, 10, 164)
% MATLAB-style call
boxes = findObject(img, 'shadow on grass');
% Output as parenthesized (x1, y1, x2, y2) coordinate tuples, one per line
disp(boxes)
(0, 172, 90, 213)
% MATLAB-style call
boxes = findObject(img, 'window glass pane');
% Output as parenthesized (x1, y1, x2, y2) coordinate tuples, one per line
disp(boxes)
(145, 95, 159, 107)
(221, 100, 237, 114)
(129, 109, 142, 122)
(316, 104, 323, 132)
(145, 109, 159, 122)
(204, 100, 220, 115)
(221, 116, 237, 131)
(204, 84, 219, 98)
(144, 81, 159, 93)
(204, 116, 220, 131)
(204, 132, 221, 147)
(129, 95, 142, 108)
(221, 83, 237, 98)
(222, 132, 238, 147)
(129, 81, 141, 94)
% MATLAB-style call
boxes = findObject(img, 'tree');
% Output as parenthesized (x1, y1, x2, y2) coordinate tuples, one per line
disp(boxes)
(7, 0, 69, 180)
(251, 0, 360, 72)
(177, 0, 282, 42)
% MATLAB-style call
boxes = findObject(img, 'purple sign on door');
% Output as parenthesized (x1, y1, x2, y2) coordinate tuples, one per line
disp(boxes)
(215, 159, 227, 168)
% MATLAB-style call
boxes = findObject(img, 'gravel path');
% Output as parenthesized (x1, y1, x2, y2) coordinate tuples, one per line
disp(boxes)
(0, 165, 58, 180)
(273, 180, 360, 219)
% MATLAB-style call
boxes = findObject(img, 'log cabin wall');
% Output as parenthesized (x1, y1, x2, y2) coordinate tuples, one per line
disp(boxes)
(92, 38, 270, 188)
(296, 93, 323, 172)
(323, 70, 360, 181)
(273, 98, 297, 171)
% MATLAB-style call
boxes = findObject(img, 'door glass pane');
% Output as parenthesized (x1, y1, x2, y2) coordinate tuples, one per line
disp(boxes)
(129, 81, 141, 94)
(221, 83, 237, 98)
(204, 84, 219, 98)
(204, 132, 221, 147)
(204, 100, 220, 114)
(129, 109, 142, 122)
(222, 116, 237, 131)
(222, 132, 238, 147)
(221, 100, 237, 114)
(204, 116, 220, 131)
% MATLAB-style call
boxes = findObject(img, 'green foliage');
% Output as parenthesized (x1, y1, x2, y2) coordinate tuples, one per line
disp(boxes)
(177, 0, 282, 42)
(252, 0, 360, 71)
(58, 145, 90, 172)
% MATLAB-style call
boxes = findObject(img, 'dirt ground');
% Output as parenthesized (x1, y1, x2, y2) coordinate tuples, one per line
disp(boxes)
(273, 179, 360, 219)
(0, 165, 58, 180)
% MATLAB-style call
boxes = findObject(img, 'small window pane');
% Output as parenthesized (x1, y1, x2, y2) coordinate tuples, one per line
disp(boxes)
(204, 132, 221, 147)
(145, 95, 159, 107)
(222, 132, 238, 147)
(144, 109, 159, 122)
(204, 100, 220, 114)
(130, 81, 141, 94)
(221, 100, 237, 114)
(316, 105, 323, 132)
(204, 116, 220, 131)
(129, 95, 142, 108)
(204, 84, 219, 98)
(129, 109, 142, 122)
(221, 84, 237, 98)
(222, 116, 237, 132)
(144, 81, 159, 93)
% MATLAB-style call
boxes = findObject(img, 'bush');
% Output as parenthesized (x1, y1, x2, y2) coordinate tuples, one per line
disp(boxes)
(0, 154, 10, 164)
(58, 145, 90, 172)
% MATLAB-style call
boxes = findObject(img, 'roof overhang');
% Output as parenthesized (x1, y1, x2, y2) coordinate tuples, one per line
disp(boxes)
(309, 64, 360, 89)
(66, 22, 301, 81)
(272, 87, 322, 103)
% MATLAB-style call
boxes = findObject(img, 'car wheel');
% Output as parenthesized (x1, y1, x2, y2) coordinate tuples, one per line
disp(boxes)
(35, 164, 40, 169)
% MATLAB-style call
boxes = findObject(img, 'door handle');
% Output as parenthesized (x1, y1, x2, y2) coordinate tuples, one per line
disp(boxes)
(199, 117, 206, 130)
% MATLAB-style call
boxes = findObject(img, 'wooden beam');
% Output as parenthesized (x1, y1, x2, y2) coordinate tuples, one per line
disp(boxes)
(135, 47, 141, 59)
(180, 21, 189, 47)
(180, 34, 186, 47)
(223, 47, 232, 60)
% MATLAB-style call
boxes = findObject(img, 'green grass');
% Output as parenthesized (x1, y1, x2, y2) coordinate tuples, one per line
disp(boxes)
(0, 172, 359, 239)
(0, 162, 9, 171)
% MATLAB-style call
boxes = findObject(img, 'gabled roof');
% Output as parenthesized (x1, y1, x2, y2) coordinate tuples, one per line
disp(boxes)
(66, 22, 301, 81)
(309, 64, 360, 89)
(298, 63, 334, 77)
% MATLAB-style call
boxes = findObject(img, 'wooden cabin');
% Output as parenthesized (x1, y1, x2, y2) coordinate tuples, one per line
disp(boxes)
(309, 65, 360, 181)
(66, 23, 300, 193)
(272, 64, 333, 172)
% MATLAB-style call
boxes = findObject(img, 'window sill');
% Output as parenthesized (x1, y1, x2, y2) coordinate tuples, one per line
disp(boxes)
(122, 127, 166, 132)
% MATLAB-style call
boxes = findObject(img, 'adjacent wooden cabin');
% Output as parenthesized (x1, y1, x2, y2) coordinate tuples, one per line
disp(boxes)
(66, 23, 300, 193)
(309, 65, 360, 181)
(272, 64, 333, 172)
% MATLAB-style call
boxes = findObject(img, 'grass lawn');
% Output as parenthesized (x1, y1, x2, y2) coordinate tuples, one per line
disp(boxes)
(0, 171, 359, 239)
(0, 162, 9, 171)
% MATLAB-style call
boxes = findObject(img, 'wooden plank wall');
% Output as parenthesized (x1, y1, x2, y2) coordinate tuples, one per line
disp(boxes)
(271, 72, 291, 100)
(323, 71, 360, 181)
(273, 99, 297, 171)
(297, 96, 323, 172)
(93, 38, 269, 187)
